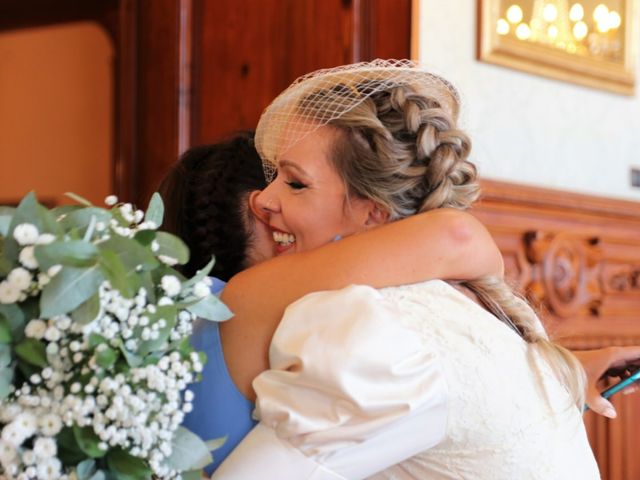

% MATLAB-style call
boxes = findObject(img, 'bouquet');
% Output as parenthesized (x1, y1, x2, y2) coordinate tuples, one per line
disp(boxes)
(0, 192, 231, 479)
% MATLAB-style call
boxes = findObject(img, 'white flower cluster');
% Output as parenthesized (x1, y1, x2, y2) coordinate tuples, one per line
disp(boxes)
(0, 198, 214, 479)
(0, 279, 204, 478)
(0, 224, 59, 305)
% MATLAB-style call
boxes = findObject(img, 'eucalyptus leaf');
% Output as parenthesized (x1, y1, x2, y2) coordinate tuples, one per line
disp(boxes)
(205, 436, 227, 452)
(99, 250, 136, 299)
(9, 192, 62, 237)
(14, 338, 47, 368)
(99, 235, 159, 272)
(60, 208, 111, 236)
(181, 257, 215, 290)
(106, 449, 152, 479)
(35, 240, 99, 269)
(74, 425, 107, 458)
(0, 206, 15, 236)
(88, 472, 108, 480)
(137, 305, 177, 356)
(119, 344, 143, 368)
(65, 192, 94, 207)
(95, 345, 118, 369)
(57, 427, 88, 465)
(187, 295, 233, 322)
(154, 231, 189, 265)
(165, 426, 213, 471)
(76, 459, 97, 480)
(145, 192, 164, 227)
(40, 265, 105, 318)
(0, 343, 11, 367)
(0, 366, 14, 400)
(180, 471, 202, 480)
(0, 241, 13, 276)
(0, 317, 11, 343)
(71, 293, 101, 325)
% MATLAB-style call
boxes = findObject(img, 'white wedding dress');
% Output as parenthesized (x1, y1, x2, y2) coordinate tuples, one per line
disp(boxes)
(213, 280, 600, 479)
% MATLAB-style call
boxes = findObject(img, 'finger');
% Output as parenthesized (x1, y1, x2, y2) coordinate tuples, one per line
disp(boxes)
(607, 346, 640, 368)
(586, 389, 617, 418)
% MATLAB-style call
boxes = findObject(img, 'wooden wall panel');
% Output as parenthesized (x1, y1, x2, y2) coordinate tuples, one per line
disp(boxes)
(475, 179, 640, 480)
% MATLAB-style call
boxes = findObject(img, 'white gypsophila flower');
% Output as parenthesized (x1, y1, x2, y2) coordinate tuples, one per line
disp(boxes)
(47, 265, 62, 278)
(13, 223, 39, 246)
(39, 414, 62, 437)
(150, 240, 160, 252)
(0, 440, 17, 465)
(22, 449, 36, 465)
(33, 437, 57, 460)
(105, 195, 118, 206)
(0, 281, 21, 304)
(158, 255, 178, 266)
(36, 457, 61, 480)
(44, 326, 61, 343)
(36, 233, 56, 245)
(157, 297, 173, 306)
(25, 319, 47, 339)
(15, 412, 37, 437)
(8, 267, 32, 291)
(18, 246, 38, 270)
(193, 281, 210, 298)
(161, 276, 181, 297)
(38, 272, 51, 287)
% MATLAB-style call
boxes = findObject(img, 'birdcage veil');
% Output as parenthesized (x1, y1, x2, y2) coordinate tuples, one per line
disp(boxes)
(254, 59, 461, 182)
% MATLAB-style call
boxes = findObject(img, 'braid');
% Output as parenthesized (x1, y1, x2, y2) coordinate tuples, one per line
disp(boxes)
(157, 132, 266, 281)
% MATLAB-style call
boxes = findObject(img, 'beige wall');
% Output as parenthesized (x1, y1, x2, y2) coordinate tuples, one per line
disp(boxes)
(0, 22, 113, 206)
(415, 0, 640, 201)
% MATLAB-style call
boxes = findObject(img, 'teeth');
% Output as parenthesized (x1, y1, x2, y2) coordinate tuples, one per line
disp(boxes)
(273, 231, 296, 245)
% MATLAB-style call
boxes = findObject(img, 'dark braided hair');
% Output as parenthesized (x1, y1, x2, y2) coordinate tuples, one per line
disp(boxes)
(158, 131, 266, 281)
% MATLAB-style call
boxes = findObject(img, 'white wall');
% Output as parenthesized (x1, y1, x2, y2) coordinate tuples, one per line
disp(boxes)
(415, 0, 640, 200)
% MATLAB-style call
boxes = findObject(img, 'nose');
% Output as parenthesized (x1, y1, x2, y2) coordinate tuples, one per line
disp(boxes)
(249, 190, 271, 224)
(254, 182, 280, 214)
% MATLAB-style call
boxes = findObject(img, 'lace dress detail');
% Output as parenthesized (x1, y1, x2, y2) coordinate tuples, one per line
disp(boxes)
(368, 280, 599, 480)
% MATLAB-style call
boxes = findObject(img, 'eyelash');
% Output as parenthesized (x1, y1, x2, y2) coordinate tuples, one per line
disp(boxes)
(286, 180, 307, 190)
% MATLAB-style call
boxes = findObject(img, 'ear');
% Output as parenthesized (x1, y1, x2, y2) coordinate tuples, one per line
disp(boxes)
(364, 201, 389, 228)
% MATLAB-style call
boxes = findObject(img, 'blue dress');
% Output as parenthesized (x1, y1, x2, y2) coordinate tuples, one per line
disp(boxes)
(182, 278, 257, 475)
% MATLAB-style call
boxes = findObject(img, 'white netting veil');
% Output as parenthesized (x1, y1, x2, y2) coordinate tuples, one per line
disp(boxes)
(254, 59, 461, 182)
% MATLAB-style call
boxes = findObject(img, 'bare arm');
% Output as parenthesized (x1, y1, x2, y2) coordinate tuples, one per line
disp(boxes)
(220, 208, 502, 399)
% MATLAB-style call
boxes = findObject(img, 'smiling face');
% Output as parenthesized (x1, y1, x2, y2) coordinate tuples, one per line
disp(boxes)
(254, 126, 376, 255)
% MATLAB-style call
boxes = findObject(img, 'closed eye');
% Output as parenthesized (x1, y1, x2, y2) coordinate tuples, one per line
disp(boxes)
(286, 180, 307, 190)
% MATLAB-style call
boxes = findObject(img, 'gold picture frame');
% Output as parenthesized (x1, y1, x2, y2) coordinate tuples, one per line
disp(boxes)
(477, 0, 639, 95)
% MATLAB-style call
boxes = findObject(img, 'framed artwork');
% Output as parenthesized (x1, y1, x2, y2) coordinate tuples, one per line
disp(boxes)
(477, 0, 639, 94)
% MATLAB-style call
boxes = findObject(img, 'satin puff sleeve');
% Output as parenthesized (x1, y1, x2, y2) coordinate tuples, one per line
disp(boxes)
(212, 285, 448, 480)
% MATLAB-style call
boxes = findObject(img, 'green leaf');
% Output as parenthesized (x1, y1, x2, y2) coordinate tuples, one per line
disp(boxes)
(0, 343, 11, 367)
(137, 305, 177, 356)
(134, 230, 155, 246)
(119, 344, 143, 368)
(187, 295, 233, 322)
(145, 193, 164, 227)
(95, 345, 118, 369)
(73, 426, 107, 458)
(71, 293, 101, 325)
(65, 192, 94, 207)
(0, 206, 15, 236)
(106, 449, 152, 480)
(99, 235, 159, 272)
(0, 365, 14, 399)
(165, 426, 213, 471)
(89, 333, 108, 349)
(76, 459, 97, 480)
(35, 240, 99, 269)
(57, 427, 88, 465)
(14, 338, 47, 367)
(60, 208, 111, 236)
(181, 257, 215, 290)
(0, 240, 13, 276)
(180, 471, 203, 480)
(40, 265, 105, 318)
(88, 472, 108, 480)
(99, 250, 136, 299)
(0, 317, 11, 343)
(154, 231, 189, 265)
(206, 436, 227, 452)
